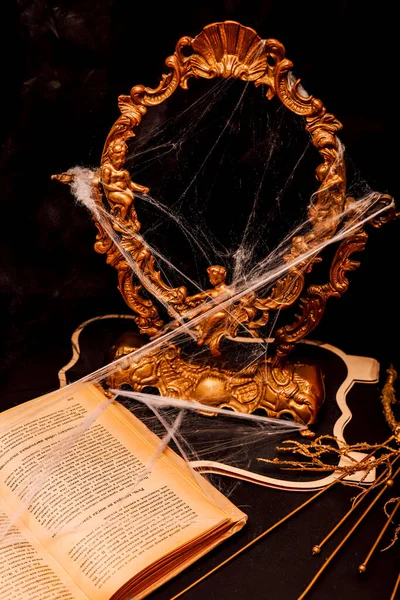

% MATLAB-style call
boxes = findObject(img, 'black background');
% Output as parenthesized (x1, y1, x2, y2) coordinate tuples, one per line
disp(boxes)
(1, 1, 399, 598)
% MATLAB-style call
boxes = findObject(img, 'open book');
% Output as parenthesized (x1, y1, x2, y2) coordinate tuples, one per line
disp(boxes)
(0, 384, 247, 599)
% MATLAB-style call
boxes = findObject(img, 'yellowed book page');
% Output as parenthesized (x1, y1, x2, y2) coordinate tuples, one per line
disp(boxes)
(0, 496, 88, 600)
(0, 383, 245, 600)
(108, 400, 247, 523)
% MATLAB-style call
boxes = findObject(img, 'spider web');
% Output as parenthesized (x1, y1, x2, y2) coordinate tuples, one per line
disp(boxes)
(0, 71, 392, 563)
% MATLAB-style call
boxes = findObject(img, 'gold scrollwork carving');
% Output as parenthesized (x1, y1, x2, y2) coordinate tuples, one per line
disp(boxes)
(108, 333, 324, 436)
(92, 20, 372, 356)
(53, 21, 395, 431)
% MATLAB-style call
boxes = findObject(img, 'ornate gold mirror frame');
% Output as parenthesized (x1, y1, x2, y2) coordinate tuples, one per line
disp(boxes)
(54, 21, 394, 435)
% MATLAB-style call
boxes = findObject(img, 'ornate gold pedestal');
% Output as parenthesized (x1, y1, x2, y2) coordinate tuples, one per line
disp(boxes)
(107, 332, 324, 436)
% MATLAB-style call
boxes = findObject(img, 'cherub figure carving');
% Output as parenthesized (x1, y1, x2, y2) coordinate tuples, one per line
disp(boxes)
(183, 266, 261, 354)
(187, 266, 231, 306)
(101, 140, 149, 222)
(185, 266, 236, 351)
